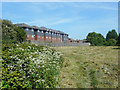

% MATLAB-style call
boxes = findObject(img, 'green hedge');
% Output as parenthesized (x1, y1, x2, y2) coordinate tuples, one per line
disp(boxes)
(2, 43, 64, 89)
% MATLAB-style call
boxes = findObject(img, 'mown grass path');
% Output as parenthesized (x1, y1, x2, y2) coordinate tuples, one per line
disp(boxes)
(53, 46, 118, 88)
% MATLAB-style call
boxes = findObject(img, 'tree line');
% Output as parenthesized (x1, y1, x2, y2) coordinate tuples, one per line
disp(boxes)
(86, 30, 120, 46)
(1, 19, 120, 46)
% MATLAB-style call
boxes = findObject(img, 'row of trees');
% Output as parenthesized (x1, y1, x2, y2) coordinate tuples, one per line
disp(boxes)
(2, 19, 26, 43)
(86, 30, 120, 46)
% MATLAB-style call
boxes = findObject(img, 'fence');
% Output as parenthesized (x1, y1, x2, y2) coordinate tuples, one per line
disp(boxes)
(30, 40, 90, 47)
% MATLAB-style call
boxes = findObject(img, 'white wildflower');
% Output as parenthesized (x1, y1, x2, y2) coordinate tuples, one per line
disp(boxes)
(41, 79, 45, 82)
(28, 46, 31, 49)
(37, 80, 40, 82)
(16, 44, 19, 46)
(10, 56, 13, 58)
(23, 76, 25, 78)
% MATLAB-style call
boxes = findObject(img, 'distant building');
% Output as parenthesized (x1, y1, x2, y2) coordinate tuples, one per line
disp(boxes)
(15, 23, 69, 43)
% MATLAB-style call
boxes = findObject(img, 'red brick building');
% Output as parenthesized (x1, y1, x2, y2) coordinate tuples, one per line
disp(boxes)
(15, 23, 69, 43)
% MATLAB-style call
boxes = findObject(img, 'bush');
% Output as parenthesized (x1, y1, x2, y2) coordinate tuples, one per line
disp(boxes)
(2, 43, 64, 89)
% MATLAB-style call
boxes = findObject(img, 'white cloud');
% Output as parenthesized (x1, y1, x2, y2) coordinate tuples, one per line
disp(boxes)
(49, 17, 80, 25)
(27, 17, 81, 26)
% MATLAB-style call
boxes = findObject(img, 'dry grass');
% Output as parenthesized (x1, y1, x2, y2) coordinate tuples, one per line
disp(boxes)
(53, 46, 119, 88)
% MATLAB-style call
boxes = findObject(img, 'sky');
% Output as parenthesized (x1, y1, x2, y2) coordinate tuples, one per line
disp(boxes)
(2, 2, 118, 40)
(1, 0, 120, 2)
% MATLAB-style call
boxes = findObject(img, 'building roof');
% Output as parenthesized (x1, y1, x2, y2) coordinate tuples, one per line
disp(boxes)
(15, 23, 31, 28)
(15, 23, 68, 35)
(32, 26, 40, 30)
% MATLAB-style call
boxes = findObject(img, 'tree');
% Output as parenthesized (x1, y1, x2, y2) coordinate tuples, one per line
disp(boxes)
(106, 29, 118, 41)
(2, 20, 17, 43)
(14, 26, 26, 43)
(116, 33, 120, 46)
(106, 39, 117, 46)
(86, 32, 106, 46)
(2, 19, 26, 43)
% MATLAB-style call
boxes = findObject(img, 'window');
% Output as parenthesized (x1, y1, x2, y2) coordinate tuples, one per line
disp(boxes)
(32, 35, 34, 38)
(31, 29, 34, 32)
(19, 24, 22, 26)
(25, 28, 28, 30)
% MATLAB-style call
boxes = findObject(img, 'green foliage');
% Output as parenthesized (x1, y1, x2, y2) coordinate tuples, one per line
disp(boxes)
(2, 20, 17, 43)
(2, 43, 64, 89)
(89, 69, 98, 88)
(86, 32, 106, 46)
(86, 30, 118, 46)
(2, 19, 26, 43)
(106, 29, 118, 41)
(14, 26, 26, 43)
(106, 39, 117, 46)
(116, 33, 120, 46)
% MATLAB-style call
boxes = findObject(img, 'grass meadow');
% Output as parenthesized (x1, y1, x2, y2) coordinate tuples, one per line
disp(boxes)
(53, 46, 118, 88)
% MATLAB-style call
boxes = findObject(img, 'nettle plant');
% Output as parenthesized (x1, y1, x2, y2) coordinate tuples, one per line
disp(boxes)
(2, 43, 64, 88)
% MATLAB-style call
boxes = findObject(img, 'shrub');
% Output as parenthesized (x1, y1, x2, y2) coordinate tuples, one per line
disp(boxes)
(2, 43, 64, 89)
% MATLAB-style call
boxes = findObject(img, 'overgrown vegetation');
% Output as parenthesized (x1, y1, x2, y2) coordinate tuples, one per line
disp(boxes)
(54, 46, 118, 88)
(2, 43, 64, 88)
(1, 19, 119, 89)
(1, 19, 65, 89)
(89, 69, 98, 88)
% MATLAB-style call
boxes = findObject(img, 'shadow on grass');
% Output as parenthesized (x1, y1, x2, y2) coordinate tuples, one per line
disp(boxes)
(112, 47, 120, 49)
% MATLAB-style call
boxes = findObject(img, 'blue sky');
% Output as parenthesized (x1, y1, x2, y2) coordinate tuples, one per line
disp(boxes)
(2, 2, 118, 40)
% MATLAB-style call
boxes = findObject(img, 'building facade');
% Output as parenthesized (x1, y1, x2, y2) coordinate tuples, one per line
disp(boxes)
(15, 23, 69, 43)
